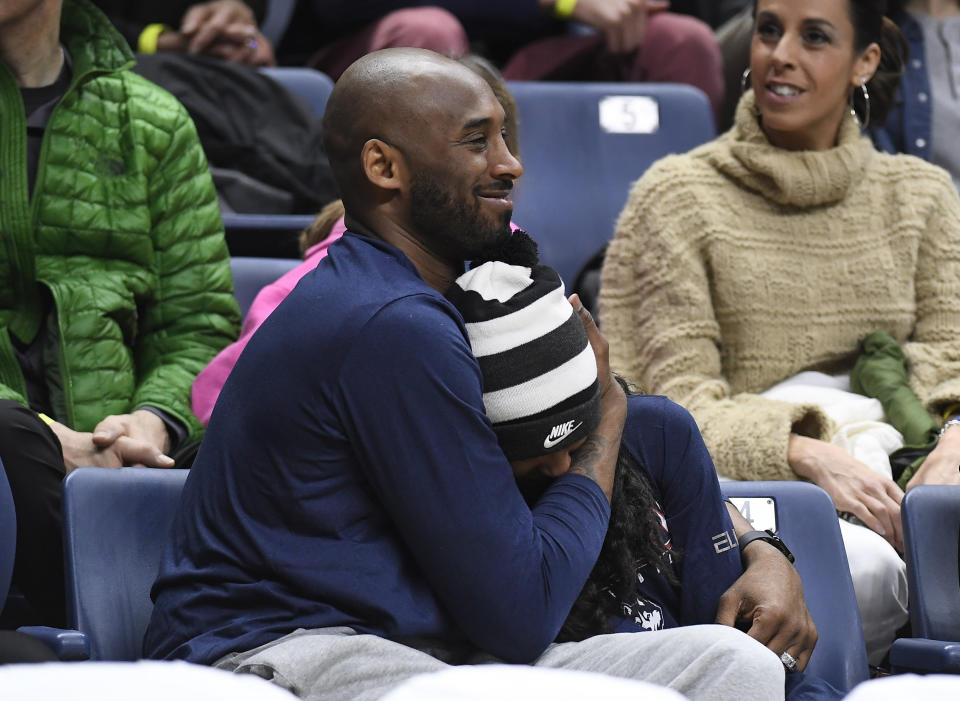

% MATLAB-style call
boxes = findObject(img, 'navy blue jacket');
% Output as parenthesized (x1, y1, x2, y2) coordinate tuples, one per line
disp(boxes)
(144, 232, 609, 665)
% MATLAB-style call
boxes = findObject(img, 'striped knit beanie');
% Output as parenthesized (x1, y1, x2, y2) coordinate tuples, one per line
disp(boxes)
(446, 233, 602, 460)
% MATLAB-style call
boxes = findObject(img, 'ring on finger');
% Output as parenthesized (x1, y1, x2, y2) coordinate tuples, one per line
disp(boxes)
(780, 651, 799, 673)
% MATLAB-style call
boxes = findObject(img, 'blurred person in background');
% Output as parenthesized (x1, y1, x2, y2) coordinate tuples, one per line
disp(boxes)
(872, 0, 960, 190)
(0, 0, 238, 626)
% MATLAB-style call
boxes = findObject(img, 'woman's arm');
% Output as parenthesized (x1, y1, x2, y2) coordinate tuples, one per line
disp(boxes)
(898, 172, 960, 489)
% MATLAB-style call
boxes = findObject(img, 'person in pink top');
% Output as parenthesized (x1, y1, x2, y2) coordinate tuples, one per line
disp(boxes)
(191, 215, 346, 426)
(191, 210, 525, 426)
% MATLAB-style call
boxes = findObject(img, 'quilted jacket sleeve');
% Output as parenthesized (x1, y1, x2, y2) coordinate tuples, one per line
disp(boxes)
(0, 367, 28, 407)
(131, 99, 240, 442)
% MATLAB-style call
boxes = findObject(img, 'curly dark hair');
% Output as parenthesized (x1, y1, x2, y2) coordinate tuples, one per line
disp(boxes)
(555, 388, 680, 643)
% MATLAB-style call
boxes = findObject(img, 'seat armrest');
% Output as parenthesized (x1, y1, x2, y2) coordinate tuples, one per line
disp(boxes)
(18, 625, 90, 661)
(889, 638, 960, 674)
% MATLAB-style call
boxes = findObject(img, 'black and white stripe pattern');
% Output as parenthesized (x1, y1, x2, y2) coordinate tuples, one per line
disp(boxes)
(447, 260, 602, 460)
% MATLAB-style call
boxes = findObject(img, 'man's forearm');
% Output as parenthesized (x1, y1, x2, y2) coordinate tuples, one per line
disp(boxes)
(568, 434, 615, 498)
(725, 500, 752, 538)
(725, 501, 786, 566)
(569, 388, 626, 501)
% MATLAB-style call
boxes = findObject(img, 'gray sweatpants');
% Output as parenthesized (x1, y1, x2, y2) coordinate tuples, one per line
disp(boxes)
(215, 624, 785, 701)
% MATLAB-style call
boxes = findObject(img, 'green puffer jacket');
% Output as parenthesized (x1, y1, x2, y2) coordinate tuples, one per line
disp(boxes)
(0, 0, 239, 442)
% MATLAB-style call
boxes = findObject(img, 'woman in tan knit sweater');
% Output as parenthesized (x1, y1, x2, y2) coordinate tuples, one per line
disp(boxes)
(600, 0, 960, 665)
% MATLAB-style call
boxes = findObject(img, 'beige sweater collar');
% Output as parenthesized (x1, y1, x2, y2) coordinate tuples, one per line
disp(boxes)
(707, 92, 875, 207)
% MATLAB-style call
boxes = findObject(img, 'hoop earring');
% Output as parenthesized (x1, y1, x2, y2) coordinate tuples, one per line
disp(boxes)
(740, 67, 752, 95)
(850, 77, 871, 130)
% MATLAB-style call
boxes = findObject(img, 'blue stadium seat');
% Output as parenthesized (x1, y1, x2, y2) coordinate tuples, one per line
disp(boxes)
(21, 468, 189, 661)
(218, 67, 331, 258)
(222, 213, 315, 259)
(722, 481, 870, 693)
(259, 66, 334, 119)
(230, 256, 302, 319)
(506, 81, 715, 286)
(889, 485, 960, 674)
(16, 470, 872, 679)
(0, 458, 16, 611)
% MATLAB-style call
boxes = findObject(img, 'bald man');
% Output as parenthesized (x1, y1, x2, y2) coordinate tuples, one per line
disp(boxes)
(144, 49, 784, 701)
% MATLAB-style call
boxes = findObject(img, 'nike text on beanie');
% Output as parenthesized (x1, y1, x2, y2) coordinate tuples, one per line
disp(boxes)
(445, 246, 602, 461)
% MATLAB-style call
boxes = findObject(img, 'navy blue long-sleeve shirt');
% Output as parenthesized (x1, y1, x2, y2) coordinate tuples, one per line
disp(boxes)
(144, 232, 610, 665)
(604, 396, 743, 634)
(603, 399, 843, 701)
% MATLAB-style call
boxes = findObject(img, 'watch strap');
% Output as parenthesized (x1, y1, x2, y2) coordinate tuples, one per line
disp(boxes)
(738, 529, 795, 564)
(938, 417, 960, 441)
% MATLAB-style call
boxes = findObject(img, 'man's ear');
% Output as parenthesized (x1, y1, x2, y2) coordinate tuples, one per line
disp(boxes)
(361, 138, 406, 192)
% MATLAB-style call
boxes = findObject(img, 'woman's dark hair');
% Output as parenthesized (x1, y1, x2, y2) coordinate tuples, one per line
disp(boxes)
(556, 381, 680, 643)
(847, 0, 908, 128)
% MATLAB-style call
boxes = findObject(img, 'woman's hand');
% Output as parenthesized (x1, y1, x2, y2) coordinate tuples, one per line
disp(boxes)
(788, 434, 903, 551)
(906, 426, 960, 489)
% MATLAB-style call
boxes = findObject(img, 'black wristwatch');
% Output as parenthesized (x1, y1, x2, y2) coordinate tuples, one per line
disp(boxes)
(738, 529, 795, 564)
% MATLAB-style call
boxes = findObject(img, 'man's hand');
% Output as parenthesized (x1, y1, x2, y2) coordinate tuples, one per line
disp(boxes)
(162, 0, 276, 66)
(715, 538, 818, 672)
(203, 27, 276, 66)
(50, 418, 175, 473)
(788, 434, 903, 552)
(567, 294, 626, 501)
(93, 410, 170, 451)
(181, 0, 255, 52)
(906, 427, 960, 489)
(541, 0, 670, 54)
(718, 502, 818, 670)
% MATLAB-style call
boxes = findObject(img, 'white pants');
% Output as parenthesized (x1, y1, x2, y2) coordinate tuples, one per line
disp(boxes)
(838, 519, 909, 665)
